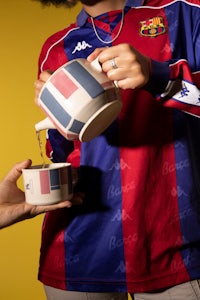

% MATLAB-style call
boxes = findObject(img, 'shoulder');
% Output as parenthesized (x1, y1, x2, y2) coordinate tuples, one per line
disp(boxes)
(143, 0, 200, 7)
(38, 23, 79, 72)
(42, 23, 78, 49)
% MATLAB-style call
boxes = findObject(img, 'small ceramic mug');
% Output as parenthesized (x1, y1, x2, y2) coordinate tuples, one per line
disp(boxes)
(22, 163, 73, 205)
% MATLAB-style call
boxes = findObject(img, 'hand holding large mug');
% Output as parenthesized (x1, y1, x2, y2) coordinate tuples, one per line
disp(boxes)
(34, 57, 122, 142)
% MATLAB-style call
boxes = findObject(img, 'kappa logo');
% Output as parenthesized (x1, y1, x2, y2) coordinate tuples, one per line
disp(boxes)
(140, 16, 166, 37)
(72, 40, 92, 54)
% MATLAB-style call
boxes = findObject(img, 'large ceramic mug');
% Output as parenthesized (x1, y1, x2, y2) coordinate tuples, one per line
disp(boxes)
(35, 57, 122, 142)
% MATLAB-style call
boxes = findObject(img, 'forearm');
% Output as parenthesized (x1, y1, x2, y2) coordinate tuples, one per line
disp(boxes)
(0, 204, 30, 229)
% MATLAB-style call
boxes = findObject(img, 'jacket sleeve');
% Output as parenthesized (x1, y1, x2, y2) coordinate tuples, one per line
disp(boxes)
(145, 59, 200, 117)
(46, 129, 81, 167)
(37, 26, 81, 166)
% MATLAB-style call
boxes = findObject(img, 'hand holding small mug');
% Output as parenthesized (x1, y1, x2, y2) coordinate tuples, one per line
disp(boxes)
(0, 160, 82, 229)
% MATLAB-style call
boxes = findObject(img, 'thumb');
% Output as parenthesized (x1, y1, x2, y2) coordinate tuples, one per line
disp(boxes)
(4, 159, 32, 183)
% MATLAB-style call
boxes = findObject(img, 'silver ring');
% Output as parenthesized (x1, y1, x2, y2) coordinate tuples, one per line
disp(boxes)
(114, 80, 119, 88)
(110, 58, 118, 69)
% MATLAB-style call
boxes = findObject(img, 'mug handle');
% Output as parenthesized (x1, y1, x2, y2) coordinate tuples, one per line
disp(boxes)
(90, 56, 119, 89)
(90, 56, 102, 73)
(71, 167, 79, 187)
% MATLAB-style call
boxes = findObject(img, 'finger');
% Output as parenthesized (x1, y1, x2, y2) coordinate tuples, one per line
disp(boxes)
(34, 79, 44, 90)
(87, 47, 108, 62)
(98, 45, 122, 64)
(29, 197, 80, 217)
(39, 70, 53, 82)
(101, 57, 120, 73)
(26, 193, 85, 218)
(34, 79, 46, 105)
(114, 78, 134, 90)
(41, 200, 73, 212)
(70, 194, 83, 205)
(4, 159, 32, 183)
(25, 200, 72, 218)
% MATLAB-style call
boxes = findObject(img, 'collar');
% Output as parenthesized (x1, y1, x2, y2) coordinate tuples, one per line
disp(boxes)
(77, 0, 145, 27)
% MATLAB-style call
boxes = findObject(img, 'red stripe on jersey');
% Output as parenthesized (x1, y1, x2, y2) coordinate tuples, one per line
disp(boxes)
(170, 60, 196, 82)
(38, 211, 66, 290)
(118, 89, 189, 291)
(164, 100, 200, 116)
(113, 8, 171, 62)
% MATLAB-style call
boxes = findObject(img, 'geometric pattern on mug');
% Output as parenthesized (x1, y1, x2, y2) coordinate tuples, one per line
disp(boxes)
(39, 61, 105, 133)
(39, 168, 68, 194)
(64, 61, 104, 98)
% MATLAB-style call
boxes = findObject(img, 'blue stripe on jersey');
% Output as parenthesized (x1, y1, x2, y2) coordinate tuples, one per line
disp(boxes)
(165, 1, 200, 279)
(165, 2, 199, 70)
(64, 121, 127, 290)
(96, 12, 124, 32)
(64, 61, 104, 98)
(40, 88, 71, 128)
(173, 110, 200, 279)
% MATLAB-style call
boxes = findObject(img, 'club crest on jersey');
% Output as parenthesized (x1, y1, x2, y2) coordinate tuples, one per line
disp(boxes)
(140, 17, 166, 37)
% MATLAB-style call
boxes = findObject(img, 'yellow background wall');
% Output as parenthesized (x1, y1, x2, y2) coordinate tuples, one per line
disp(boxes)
(0, 1, 132, 299)
(0, 1, 80, 299)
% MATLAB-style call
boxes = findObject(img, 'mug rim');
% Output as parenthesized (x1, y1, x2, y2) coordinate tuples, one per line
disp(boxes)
(22, 162, 71, 172)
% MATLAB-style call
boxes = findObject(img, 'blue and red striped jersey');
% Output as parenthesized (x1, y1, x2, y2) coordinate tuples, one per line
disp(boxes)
(38, 0, 200, 293)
